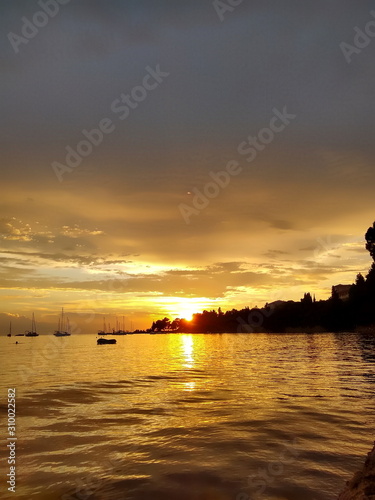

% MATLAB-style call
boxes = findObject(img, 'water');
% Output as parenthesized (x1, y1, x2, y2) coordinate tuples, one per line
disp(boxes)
(1, 333, 375, 500)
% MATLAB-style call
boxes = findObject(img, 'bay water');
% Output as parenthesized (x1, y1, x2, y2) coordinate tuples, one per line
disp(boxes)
(1, 332, 374, 500)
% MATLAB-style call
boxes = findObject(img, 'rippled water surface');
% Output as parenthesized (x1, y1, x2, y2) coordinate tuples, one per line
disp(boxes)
(1, 333, 375, 500)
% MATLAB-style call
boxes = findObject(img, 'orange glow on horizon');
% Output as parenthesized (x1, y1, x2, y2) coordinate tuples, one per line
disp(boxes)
(155, 296, 218, 323)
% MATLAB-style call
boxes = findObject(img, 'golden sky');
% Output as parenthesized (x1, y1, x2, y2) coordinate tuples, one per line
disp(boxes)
(1, 1, 374, 332)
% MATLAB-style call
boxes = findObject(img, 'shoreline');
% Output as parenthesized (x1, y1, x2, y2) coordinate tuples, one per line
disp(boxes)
(338, 443, 375, 499)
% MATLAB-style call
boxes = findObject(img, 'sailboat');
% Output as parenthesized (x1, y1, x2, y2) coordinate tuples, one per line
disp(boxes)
(7, 321, 11, 337)
(97, 315, 117, 343)
(54, 308, 71, 336)
(97, 316, 109, 336)
(25, 313, 39, 337)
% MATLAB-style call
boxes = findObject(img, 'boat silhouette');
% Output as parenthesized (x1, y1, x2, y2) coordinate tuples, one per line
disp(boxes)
(97, 338, 117, 345)
(25, 313, 39, 336)
(54, 308, 71, 336)
(99, 316, 128, 336)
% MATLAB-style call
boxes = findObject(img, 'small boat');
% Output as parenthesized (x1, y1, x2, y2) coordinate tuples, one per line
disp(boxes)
(15, 334, 24, 337)
(97, 338, 117, 345)
(7, 321, 12, 337)
(54, 308, 71, 336)
(25, 313, 39, 337)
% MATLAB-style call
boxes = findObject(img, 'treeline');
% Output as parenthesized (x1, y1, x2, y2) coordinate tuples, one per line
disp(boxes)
(151, 222, 375, 333)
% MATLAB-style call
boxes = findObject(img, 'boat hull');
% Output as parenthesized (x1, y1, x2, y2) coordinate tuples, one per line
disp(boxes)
(97, 338, 117, 345)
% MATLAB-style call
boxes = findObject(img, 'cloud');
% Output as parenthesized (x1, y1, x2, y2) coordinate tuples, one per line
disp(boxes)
(0, 218, 33, 241)
(60, 225, 104, 238)
(1, 1, 375, 327)
(0, 249, 132, 269)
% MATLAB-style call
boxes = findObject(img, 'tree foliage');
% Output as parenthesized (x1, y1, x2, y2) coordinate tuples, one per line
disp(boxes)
(365, 221, 375, 261)
(151, 223, 375, 333)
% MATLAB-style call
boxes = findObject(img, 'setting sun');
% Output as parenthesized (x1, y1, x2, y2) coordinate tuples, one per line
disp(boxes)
(181, 313, 193, 321)
(175, 301, 202, 321)
(156, 297, 215, 322)
(178, 306, 195, 321)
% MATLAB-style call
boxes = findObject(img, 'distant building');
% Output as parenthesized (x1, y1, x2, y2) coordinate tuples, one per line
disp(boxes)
(332, 284, 352, 301)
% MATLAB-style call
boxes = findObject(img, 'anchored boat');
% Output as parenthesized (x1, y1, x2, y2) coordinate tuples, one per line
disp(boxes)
(25, 313, 39, 337)
(97, 338, 117, 345)
(54, 308, 71, 336)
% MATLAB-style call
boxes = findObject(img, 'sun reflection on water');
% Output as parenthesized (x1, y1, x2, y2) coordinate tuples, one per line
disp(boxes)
(181, 334, 194, 369)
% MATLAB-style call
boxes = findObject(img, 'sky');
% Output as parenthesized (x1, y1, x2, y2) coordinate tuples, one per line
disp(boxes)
(1, 0, 375, 333)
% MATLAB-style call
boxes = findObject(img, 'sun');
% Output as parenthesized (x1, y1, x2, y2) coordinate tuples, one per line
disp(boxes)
(181, 312, 194, 322)
(163, 297, 208, 322)
(158, 297, 216, 323)
(178, 304, 196, 321)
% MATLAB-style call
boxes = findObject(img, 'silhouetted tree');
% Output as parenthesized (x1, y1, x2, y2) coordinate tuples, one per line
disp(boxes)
(365, 221, 375, 261)
(153, 317, 171, 331)
(349, 273, 366, 302)
(356, 273, 366, 287)
(301, 292, 313, 304)
(366, 263, 375, 296)
(150, 222, 375, 333)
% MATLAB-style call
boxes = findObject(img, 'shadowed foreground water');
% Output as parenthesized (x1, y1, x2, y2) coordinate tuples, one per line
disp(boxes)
(1, 333, 375, 500)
